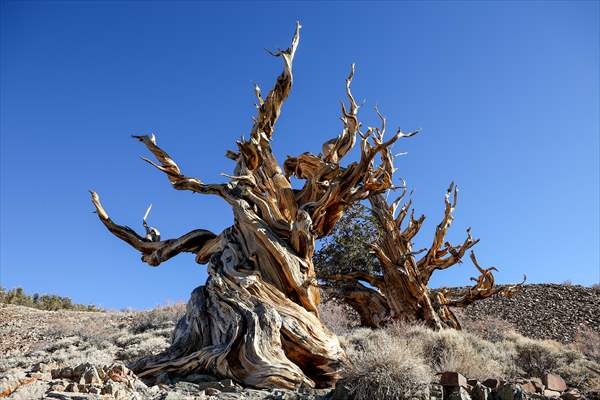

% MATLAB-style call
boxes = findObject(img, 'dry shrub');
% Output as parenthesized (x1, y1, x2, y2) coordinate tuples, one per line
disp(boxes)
(573, 326, 600, 363)
(343, 328, 432, 400)
(502, 332, 600, 391)
(47, 339, 117, 366)
(45, 314, 122, 349)
(402, 325, 513, 380)
(116, 334, 169, 363)
(504, 333, 562, 377)
(335, 314, 600, 395)
(460, 316, 516, 343)
(130, 302, 186, 334)
(318, 300, 359, 335)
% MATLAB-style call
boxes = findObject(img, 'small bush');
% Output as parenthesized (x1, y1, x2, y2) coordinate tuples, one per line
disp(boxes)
(574, 326, 600, 363)
(318, 300, 359, 335)
(461, 316, 516, 343)
(116, 334, 169, 362)
(505, 333, 562, 377)
(343, 328, 432, 400)
(403, 325, 513, 380)
(130, 302, 186, 334)
(502, 332, 600, 391)
(45, 313, 122, 347)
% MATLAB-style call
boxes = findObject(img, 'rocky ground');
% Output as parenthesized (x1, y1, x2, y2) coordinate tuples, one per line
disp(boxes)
(461, 284, 600, 343)
(0, 303, 327, 399)
(1, 284, 598, 399)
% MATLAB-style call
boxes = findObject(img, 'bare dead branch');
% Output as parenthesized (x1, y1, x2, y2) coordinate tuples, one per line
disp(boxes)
(132, 134, 226, 196)
(90, 191, 217, 266)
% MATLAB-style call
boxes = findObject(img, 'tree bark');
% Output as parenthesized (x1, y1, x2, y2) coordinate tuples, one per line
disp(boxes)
(91, 23, 404, 388)
(324, 185, 526, 330)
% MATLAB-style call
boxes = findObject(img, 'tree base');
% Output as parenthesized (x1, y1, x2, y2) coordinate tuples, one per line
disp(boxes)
(130, 270, 346, 389)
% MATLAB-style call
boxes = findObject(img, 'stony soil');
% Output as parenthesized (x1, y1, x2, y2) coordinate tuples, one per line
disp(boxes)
(461, 284, 600, 343)
(1, 284, 598, 399)
(0, 304, 328, 399)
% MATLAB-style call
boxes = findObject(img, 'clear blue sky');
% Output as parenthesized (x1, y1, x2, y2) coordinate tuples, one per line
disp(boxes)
(1, 1, 598, 309)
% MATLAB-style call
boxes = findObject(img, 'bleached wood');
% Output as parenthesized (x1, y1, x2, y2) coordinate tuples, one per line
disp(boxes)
(91, 22, 407, 388)
(323, 184, 525, 330)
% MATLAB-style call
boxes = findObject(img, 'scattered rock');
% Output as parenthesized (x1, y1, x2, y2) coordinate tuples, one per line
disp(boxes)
(65, 382, 78, 392)
(544, 389, 562, 398)
(520, 381, 537, 394)
(496, 383, 526, 400)
(530, 377, 545, 393)
(45, 391, 101, 399)
(80, 366, 101, 385)
(440, 372, 468, 388)
(561, 389, 583, 400)
(448, 386, 471, 400)
(462, 284, 600, 343)
(471, 382, 491, 400)
(204, 387, 221, 396)
(429, 384, 444, 400)
(481, 378, 501, 390)
(543, 373, 567, 392)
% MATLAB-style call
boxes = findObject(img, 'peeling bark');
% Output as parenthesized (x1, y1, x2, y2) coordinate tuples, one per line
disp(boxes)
(323, 184, 526, 330)
(91, 23, 404, 388)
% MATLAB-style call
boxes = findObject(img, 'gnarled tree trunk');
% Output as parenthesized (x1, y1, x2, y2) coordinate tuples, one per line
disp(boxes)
(91, 23, 407, 389)
(323, 179, 526, 330)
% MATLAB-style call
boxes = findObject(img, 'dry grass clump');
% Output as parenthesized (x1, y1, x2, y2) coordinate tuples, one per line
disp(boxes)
(342, 328, 432, 400)
(505, 333, 563, 377)
(43, 337, 117, 366)
(503, 332, 600, 391)
(460, 316, 516, 343)
(45, 314, 122, 349)
(338, 320, 600, 395)
(318, 300, 359, 336)
(400, 324, 513, 381)
(130, 302, 186, 334)
(573, 326, 600, 363)
(116, 333, 170, 363)
(23, 303, 184, 371)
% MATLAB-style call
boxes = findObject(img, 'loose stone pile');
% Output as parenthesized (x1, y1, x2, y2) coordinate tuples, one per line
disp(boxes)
(331, 371, 592, 400)
(462, 284, 599, 343)
(436, 371, 586, 400)
(1, 362, 332, 399)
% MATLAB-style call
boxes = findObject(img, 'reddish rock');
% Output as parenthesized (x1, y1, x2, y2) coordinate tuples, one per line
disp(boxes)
(440, 372, 468, 388)
(520, 381, 537, 394)
(543, 373, 567, 392)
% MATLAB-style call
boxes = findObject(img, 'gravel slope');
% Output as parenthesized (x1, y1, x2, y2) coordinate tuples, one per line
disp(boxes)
(461, 284, 600, 343)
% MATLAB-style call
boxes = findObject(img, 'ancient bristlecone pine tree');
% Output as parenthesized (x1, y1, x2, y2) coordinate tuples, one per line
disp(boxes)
(90, 24, 415, 389)
(321, 181, 526, 330)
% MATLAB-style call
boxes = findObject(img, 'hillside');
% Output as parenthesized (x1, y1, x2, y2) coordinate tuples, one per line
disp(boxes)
(461, 283, 600, 343)
(1, 284, 599, 399)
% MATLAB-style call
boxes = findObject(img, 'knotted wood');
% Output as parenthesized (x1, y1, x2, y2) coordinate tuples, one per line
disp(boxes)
(322, 183, 526, 330)
(90, 23, 405, 388)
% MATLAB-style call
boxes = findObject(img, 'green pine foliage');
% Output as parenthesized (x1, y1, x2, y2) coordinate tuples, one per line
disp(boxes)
(0, 286, 101, 312)
(314, 202, 381, 278)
